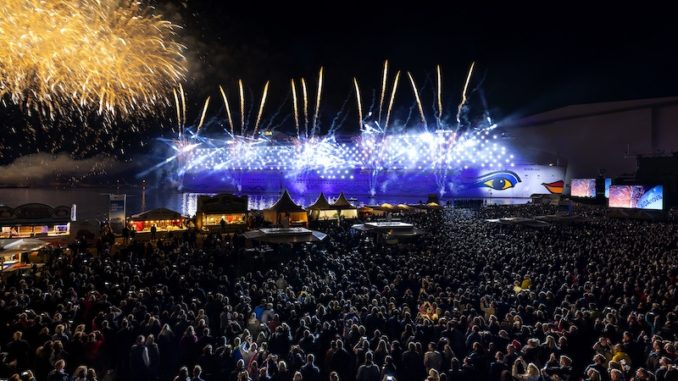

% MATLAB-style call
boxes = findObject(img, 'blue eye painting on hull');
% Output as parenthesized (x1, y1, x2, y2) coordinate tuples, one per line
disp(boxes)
(473, 171, 521, 191)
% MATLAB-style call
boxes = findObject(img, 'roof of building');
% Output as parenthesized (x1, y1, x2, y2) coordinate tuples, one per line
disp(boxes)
(0, 204, 72, 225)
(506, 96, 678, 128)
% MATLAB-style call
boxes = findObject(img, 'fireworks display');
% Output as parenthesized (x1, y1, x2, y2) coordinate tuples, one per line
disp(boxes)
(181, 128, 511, 177)
(0, 0, 511, 195)
(0, 0, 187, 120)
(170, 61, 513, 196)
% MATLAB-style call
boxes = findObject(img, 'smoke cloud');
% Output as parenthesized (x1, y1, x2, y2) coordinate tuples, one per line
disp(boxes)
(0, 153, 122, 185)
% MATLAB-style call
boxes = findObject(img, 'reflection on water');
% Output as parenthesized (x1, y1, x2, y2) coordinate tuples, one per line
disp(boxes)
(0, 187, 530, 221)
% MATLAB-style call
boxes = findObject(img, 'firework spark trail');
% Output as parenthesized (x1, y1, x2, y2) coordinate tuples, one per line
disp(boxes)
(406, 72, 427, 128)
(436, 65, 443, 125)
(196, 97, 210, 133)
(263, 93, 291, 132)
(384, 70, 401, 133)
(312, 67, 324, 137)
(403, 104, 416, 128)
(246, 86, 256, 135)
(264, 114, 292, 134)
(301, 78, 309, 139)
(353, 78, 363, 129)
(173, 89, 181, 133)
(291, 79, 300, 138)
(0, 0, 187, 120)
(335, 107, 351, 135)
(219, 85, 235, 136)
(378, 60, 389, 124)
(456, 61, 475, 127)
(329, 89, 352, 135)
(238, 79, 245, 135)
(475, 77, 494, 125)
(366, 88, 377, 117)
(179, 83, 187, 133)
(252, 81, 270, 137)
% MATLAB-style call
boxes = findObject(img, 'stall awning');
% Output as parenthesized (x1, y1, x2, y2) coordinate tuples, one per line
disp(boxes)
(0, 238, 50, 253)
(130, 208, 183, 221)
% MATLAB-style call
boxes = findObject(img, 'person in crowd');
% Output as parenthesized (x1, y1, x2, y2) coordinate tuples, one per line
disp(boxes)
(129, 335, 150, 381)
(47, 360, 69, 381)
(300, 354, 320, 381)
(174, 366, 191, 381)
(356, 352, 380, 381)
(512, 358, 541, 381)
(191, 365, 205, 381)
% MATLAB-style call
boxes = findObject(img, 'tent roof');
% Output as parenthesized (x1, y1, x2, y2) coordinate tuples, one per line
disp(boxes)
(307, 193, 332, 210)
(426, 202, 442, 209)
(130, 208, 183, 221)
(242, 228, 326, 243)
(265, 190, 305, 213)
(332, 192, 356, 210)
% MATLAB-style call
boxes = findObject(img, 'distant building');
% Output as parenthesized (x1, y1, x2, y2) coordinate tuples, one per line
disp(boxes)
(504, 97, 678, 183)
(195, 194, 248, 232)
(0, 203, 73, 238)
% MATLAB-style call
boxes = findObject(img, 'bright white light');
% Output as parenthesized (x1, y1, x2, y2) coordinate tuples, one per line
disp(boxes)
(177, 127, 514, 180)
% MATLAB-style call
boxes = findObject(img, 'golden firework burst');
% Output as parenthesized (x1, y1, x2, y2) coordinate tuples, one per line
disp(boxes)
(0, 0, 187, 120)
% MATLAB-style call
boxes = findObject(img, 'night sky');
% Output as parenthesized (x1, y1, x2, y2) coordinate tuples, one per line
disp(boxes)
(175, 3, 678, 116)
(2, 2, 678, 161)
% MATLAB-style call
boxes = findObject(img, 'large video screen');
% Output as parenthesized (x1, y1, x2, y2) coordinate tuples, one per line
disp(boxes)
(571, 178, 596, 198)
(608, 185, 663, 210)
(604, 178, 612, 198)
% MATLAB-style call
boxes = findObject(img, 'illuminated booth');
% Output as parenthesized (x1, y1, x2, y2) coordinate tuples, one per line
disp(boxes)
(263, 191, 308, 227)
(307, 193, 336, 220)
(367, 203, 393, 217)
(0, 204, 72, 238)
(426, 202, 443, 210)
(129, 208, 186, 232)
(196, 194, 248, 232)
(358, 206, 374, 219)
(331, 193, 358, 219)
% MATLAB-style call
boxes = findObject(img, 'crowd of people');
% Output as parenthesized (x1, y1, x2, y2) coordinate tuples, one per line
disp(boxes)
(0, 204, 677, 381)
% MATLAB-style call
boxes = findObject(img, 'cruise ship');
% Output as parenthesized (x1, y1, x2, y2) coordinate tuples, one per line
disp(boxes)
(176, 130, 566, 198)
